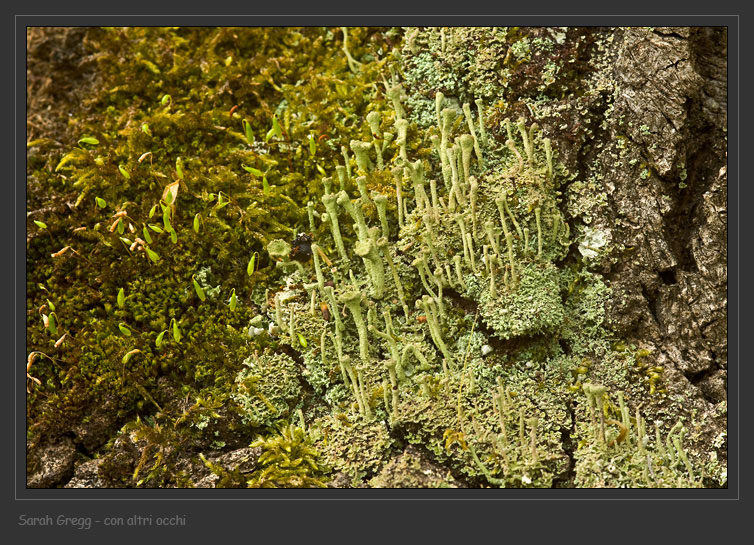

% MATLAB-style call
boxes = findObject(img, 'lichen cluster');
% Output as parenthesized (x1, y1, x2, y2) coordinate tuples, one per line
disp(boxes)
(253, 35, 700, 487)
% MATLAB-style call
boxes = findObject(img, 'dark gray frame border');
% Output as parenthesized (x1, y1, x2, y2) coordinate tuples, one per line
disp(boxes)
(8, 9, 740, 537)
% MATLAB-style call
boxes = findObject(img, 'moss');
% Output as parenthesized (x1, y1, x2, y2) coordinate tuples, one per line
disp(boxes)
(561, 268, 612, 357)
(246, 425, 328, 488)
(27, 25, 393, 475)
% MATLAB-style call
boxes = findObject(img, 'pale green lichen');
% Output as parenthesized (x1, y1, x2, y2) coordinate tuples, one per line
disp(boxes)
(572, 384, 701, 488)
(232, 350, 302, 428)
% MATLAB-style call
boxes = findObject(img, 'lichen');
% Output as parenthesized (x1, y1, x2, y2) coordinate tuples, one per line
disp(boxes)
(232, 350, 302, 428)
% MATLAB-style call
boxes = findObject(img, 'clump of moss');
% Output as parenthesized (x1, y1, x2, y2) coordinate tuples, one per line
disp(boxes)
(246, 425, 328, 488)
(256, 41, 615, 487)
(26, 26, 396, 487)
(560, 268, 612, 356)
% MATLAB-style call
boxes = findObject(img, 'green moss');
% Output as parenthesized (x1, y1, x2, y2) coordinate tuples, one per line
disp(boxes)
(27, 25, 393, 467)
(246, 425, 328, 488)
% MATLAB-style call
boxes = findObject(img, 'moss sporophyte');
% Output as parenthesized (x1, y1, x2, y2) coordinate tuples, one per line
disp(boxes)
(26, 27, 713, 489)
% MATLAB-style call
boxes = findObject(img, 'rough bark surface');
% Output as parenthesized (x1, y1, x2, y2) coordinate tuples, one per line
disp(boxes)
(597, 28, 728, 479)
(606, 28, 728, 404)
